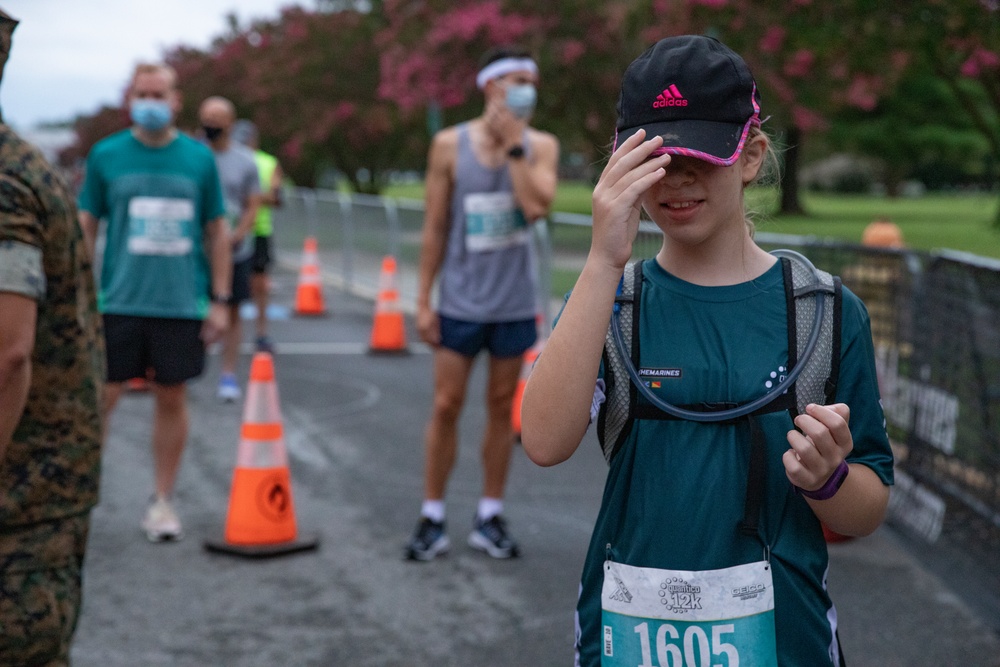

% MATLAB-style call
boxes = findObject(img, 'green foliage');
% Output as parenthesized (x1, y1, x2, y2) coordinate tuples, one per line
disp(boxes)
(828, 64, 994, 194)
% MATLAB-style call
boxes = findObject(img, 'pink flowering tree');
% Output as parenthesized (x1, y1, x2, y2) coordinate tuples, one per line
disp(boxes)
(636, 0, 914, 213)
(377, 0, 641, 174)
(379, 0, 915, 212)
(168, 6, 427, 190)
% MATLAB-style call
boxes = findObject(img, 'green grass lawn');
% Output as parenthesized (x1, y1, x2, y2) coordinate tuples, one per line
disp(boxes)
(384, 181, 1000, 259)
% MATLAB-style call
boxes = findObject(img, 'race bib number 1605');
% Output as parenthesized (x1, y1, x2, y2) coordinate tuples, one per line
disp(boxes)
(601, 560, 777, 667)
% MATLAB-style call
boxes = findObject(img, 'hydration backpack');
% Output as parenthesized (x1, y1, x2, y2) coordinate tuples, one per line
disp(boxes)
(597, 255, 843, 464)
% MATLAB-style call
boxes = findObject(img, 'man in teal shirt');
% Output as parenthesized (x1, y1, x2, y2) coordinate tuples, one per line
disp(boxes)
(78, 62, 231, 542)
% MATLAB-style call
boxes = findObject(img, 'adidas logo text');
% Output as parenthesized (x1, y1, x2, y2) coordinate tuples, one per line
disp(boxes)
(653, 84, 688, 108)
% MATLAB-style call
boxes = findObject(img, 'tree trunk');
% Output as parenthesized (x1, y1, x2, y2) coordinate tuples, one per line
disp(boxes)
(780, 125, 806, 215)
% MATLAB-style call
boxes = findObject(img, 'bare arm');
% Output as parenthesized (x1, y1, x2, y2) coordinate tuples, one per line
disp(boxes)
(0, 292, 36, 459)
(232, 194, 260, 246)
(261, 163, 284, 208)
(201, 216, 232, 343)
(78, 210, 99, 262)
(784, 403, 891, 536)
(483, 101, 559, 221)
(507, 130, 559, 221)
(415, 129, 456, 346)
(521, 131, 670, 466)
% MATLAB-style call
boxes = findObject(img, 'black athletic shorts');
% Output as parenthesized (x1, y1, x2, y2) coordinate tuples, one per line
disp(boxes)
(251, 236, 272, 274)
(103, 314, 205, 385)
(228, 257, 253, 304)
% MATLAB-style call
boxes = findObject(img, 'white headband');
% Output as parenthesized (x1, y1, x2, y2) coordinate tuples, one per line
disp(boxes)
(476, 57, 538, 90)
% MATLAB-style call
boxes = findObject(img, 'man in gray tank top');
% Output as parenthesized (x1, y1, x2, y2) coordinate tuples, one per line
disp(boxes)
(405, 46, 560, 561)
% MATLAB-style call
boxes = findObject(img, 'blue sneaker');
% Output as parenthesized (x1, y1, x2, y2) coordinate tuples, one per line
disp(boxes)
(468, 514, 520, 559)
(405, 517, 450, 561)
(217, 374, 241, 403)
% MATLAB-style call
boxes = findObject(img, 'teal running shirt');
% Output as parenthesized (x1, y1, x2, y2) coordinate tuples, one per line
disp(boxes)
(574, 258, 894, 666)
(78, 130, 225, 319)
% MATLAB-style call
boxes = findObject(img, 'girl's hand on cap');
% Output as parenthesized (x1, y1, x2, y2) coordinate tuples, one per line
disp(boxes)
(590, 130, 671, 270)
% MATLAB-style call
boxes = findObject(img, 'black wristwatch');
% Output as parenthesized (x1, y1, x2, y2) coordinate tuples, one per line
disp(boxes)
(507, 145, 525, 159)
(211, 293, 232, 304)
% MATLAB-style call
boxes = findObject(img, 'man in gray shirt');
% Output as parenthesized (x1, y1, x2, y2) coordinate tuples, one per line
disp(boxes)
(199, 96, 260, 402)
(406, 46, 559, 561)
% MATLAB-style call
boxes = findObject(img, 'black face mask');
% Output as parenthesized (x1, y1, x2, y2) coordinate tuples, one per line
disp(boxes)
(202, 125, 224, 141)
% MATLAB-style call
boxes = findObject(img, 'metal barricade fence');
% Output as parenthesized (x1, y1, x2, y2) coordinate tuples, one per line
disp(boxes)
(274, 187, 1000, 553)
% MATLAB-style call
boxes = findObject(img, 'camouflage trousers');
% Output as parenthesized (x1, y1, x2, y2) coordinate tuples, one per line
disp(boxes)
(0, 513, 90, 667)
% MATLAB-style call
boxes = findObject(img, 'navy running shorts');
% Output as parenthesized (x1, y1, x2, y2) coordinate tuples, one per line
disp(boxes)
(438, 315, 537, 359)
(103, 314, 205, 385)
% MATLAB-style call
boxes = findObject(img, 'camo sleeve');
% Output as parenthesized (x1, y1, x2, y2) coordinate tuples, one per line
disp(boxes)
(0, 173, 45, 299)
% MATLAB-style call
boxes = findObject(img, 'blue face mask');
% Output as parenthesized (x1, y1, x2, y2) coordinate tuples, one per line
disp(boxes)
(130, 99, 173, 131)
(505, 84, 537, 119)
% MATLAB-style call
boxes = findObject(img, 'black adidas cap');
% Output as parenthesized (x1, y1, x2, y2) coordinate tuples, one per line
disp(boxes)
(614, 35, 761, 166)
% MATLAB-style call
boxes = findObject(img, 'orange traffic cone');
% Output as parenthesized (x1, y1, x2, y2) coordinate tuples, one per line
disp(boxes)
(204, 352, 319, 557)
(368, 255, 408, 355)
(294, 236, 326, 316)
(511, 339, 544, 437)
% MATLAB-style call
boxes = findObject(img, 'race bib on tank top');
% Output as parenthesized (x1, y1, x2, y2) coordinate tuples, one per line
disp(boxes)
(463, 192, 530, 252)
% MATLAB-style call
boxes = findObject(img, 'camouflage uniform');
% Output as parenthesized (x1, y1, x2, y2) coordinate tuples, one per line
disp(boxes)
(0, 13, 105, 662)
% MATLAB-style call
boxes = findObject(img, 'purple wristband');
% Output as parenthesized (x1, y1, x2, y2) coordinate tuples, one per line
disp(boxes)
(795, 460, 850, 500)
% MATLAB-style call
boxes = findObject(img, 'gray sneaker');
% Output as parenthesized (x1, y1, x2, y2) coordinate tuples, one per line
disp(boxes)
(141, 497, 183, 542)
(468, 515, 520, 559)
(404, 517, 450, 561)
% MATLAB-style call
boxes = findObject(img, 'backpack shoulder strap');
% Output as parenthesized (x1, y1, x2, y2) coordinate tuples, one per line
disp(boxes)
(783, 256, 842, 415)
(597, 260, 643, 464)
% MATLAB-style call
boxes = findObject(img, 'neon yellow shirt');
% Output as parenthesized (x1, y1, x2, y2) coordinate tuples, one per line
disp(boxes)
(253, 150, 278, 237)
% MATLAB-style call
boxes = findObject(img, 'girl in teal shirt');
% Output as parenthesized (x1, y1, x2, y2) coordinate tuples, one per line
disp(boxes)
(521, 36, 893, 667)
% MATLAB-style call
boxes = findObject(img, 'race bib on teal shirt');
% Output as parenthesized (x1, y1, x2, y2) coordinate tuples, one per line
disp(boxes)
(601, 560, 777, 667)
(126, 196, 195, 256)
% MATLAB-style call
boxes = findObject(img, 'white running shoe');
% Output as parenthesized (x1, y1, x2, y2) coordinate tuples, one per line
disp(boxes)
(141, 496, 183, 542)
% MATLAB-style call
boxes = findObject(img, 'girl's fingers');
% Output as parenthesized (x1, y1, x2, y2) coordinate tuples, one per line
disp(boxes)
(786, 430, 825, 470)
(597, 142, 670, 203)
(602, 129, 650, 173)
(606, 132, 667, 179)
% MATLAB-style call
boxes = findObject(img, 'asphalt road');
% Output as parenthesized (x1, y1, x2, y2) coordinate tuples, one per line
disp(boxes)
(70, 270, 1000, 667)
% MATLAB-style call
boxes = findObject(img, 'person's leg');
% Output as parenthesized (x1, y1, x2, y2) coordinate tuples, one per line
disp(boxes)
(143, 318, 204, 541)
(101, 313, 146, 436)
(480, 318, 537, 502)
(221, 302, 242, 376)
(251, 235, 273, 348)
(220, 258, 252, 399)
(465, 320, 535, 559)
(251, 271, 269, 339)
(423, 347, 476, 501)
(405, 317, 483, 561)
(480, 353, 523, 499)
(150, 381, 188, 498)
(101, 382, 125, 433)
